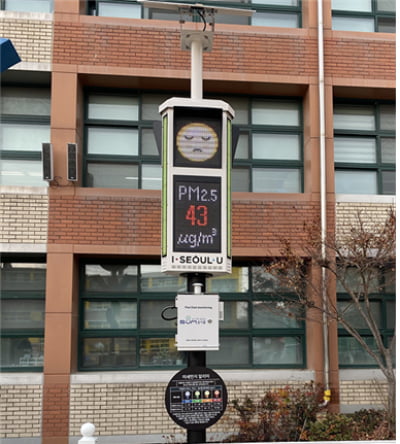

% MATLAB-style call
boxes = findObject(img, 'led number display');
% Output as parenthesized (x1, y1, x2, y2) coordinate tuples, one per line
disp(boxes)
(173, 176, 221, 253)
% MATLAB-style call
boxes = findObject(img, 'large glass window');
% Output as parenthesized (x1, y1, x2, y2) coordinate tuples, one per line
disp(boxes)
(1, 0, 53, 12)
(0, 87, 51, 187)
(84, 92, 164, 189)
(334, 101, 395, 195)
(1, 258, 46, 371)
(337, 266, 395, 367)
(87, 0, 302, 28)
(84, 92, 303, 192)
(332, 0, 395, 33)
(231, 98, 303, 193)
(79, 262, 305, 370)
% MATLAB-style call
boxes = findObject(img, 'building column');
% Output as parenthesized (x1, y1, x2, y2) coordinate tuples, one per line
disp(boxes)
(42, 251, 78, 444)
(42, 27, 81, 439)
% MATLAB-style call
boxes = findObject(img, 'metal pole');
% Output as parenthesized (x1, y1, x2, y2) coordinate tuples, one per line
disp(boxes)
(186, 275, 207, 368)
(191, 36, 203, 100)
(188, 29, 206, 444)
(186, 273, 207, 444)
(317, 0, 331, 407)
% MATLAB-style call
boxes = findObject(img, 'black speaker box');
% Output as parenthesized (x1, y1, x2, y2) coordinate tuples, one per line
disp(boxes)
(67, 143, 78, 181)
(42, 143, 53, 181)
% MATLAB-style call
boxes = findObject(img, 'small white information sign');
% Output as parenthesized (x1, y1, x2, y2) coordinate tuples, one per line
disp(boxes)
(175, 294, 220, 351)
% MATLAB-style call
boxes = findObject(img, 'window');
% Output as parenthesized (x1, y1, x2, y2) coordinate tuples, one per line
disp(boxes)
(84, 92, 303, 192)
(79, 262, 305, 370)
(87, 0, 302, 28)
(230, 97, 303, 193)
(1, 258, 46, 371)
(84, 92, 165, 189)
(0, 87, 51, 187)
(334, 101, 395, 195)
(337, 266, 395, 367)
(332, 0, 395, 33)
(1, 0, 53, 12)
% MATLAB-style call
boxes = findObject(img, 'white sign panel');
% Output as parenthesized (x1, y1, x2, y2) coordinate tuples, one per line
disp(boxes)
(175, 294, 219, 351)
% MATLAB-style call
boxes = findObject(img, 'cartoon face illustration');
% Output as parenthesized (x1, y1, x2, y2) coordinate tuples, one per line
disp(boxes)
(176, 122, 219, 162)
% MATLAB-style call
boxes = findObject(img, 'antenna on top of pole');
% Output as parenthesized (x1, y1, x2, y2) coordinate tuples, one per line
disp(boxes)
(138, 1, 253, 99)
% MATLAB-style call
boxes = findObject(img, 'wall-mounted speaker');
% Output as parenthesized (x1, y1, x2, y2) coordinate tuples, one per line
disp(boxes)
(42, 143, 53, 181)
(67, 143, 78, 181)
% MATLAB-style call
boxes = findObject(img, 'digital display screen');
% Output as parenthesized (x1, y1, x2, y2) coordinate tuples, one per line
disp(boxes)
(173, 175, 221, 253)
(174, 107, 222, 169)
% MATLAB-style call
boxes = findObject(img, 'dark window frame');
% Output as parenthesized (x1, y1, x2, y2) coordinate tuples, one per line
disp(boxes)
(0, 256, 46, 372)
(337, 264, 395, 368)
(83, 90, 304, 193)
(332, 0, 396, 33)
(87, 0, 302, 28)
(334, 99, 396, 195)
(78, 261, 306, 371)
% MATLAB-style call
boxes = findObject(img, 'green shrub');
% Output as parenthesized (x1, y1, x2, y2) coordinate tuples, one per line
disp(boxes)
(306, 413, 354, 441)
(305, 409, 394, 441)
(224, 388, 395, 442)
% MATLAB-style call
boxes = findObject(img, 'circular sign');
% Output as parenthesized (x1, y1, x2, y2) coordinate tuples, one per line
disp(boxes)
(176, 122, 219, 163)
(165, 366, 227, 431)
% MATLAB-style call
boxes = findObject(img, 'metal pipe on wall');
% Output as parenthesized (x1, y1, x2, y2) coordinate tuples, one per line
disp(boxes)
(317, 0, 331, 406)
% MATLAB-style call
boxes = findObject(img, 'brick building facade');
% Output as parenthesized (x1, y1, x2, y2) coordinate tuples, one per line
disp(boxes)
(0, 1, 395, 443)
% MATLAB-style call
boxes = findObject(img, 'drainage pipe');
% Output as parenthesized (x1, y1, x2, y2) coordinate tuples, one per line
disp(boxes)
(317, 0, 331, 406)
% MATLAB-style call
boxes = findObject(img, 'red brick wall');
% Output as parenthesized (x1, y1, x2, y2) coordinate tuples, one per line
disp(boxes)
(53, 20, 318, 78)
(233, 199, 322, 250)
(48, 194, 161, 246)
(48, 193, 326, 254)
(42, 383, 70, 438)
(53, 20, 395, 82)
(324, 34, 395, 80)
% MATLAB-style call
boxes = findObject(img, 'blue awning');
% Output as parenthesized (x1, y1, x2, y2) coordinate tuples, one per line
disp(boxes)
(1, 37, 21, 72)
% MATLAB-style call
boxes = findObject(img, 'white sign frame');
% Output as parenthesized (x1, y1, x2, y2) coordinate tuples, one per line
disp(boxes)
(160, 97, 234, 275)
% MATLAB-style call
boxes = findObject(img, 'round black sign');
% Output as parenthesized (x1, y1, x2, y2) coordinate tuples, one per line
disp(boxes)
(165, 366, 227, 431)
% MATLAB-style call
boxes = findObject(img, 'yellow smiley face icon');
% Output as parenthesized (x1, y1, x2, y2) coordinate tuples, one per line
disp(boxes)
(176, 122, 218, 162)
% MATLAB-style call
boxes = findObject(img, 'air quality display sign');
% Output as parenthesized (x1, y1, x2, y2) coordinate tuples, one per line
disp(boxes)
(173, 176, 221, 253)
(159, 97, 234, 275)
(165, 367, 227, 431)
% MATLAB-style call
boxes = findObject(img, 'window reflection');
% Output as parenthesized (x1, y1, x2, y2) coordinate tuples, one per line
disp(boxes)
(1, 337, 44, 368)
(84, 301, 137, 329)
(84, 264, 138, 292)
(139, 338, 185, 367)
(253, 336, 302, 365)
(82, 337, 137, 369)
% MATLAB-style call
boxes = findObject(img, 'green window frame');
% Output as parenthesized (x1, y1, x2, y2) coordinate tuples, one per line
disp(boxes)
(0, 0, 53, 12)
(0, 86, 51, 187)
(332, 0, 395, 33)
(337, 265, 395, 368)
(334, 100, 395, 195)
(87, 0, 302, 28)
(229, 96, 303, 193)
(83, 91, 303, 193)
(0, 257, 46, 372)
(83, 90, 166, 189)
(79, 262, 305, 371)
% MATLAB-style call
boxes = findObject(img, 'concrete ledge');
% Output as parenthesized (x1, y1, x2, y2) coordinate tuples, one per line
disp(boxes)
(71, 369, 315, 384)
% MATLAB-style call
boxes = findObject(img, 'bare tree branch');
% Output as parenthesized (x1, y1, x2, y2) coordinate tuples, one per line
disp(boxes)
(260, 208, 396, 422)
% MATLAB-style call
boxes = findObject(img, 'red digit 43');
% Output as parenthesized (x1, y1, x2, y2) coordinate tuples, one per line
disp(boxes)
(185, 205, 208, 226)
